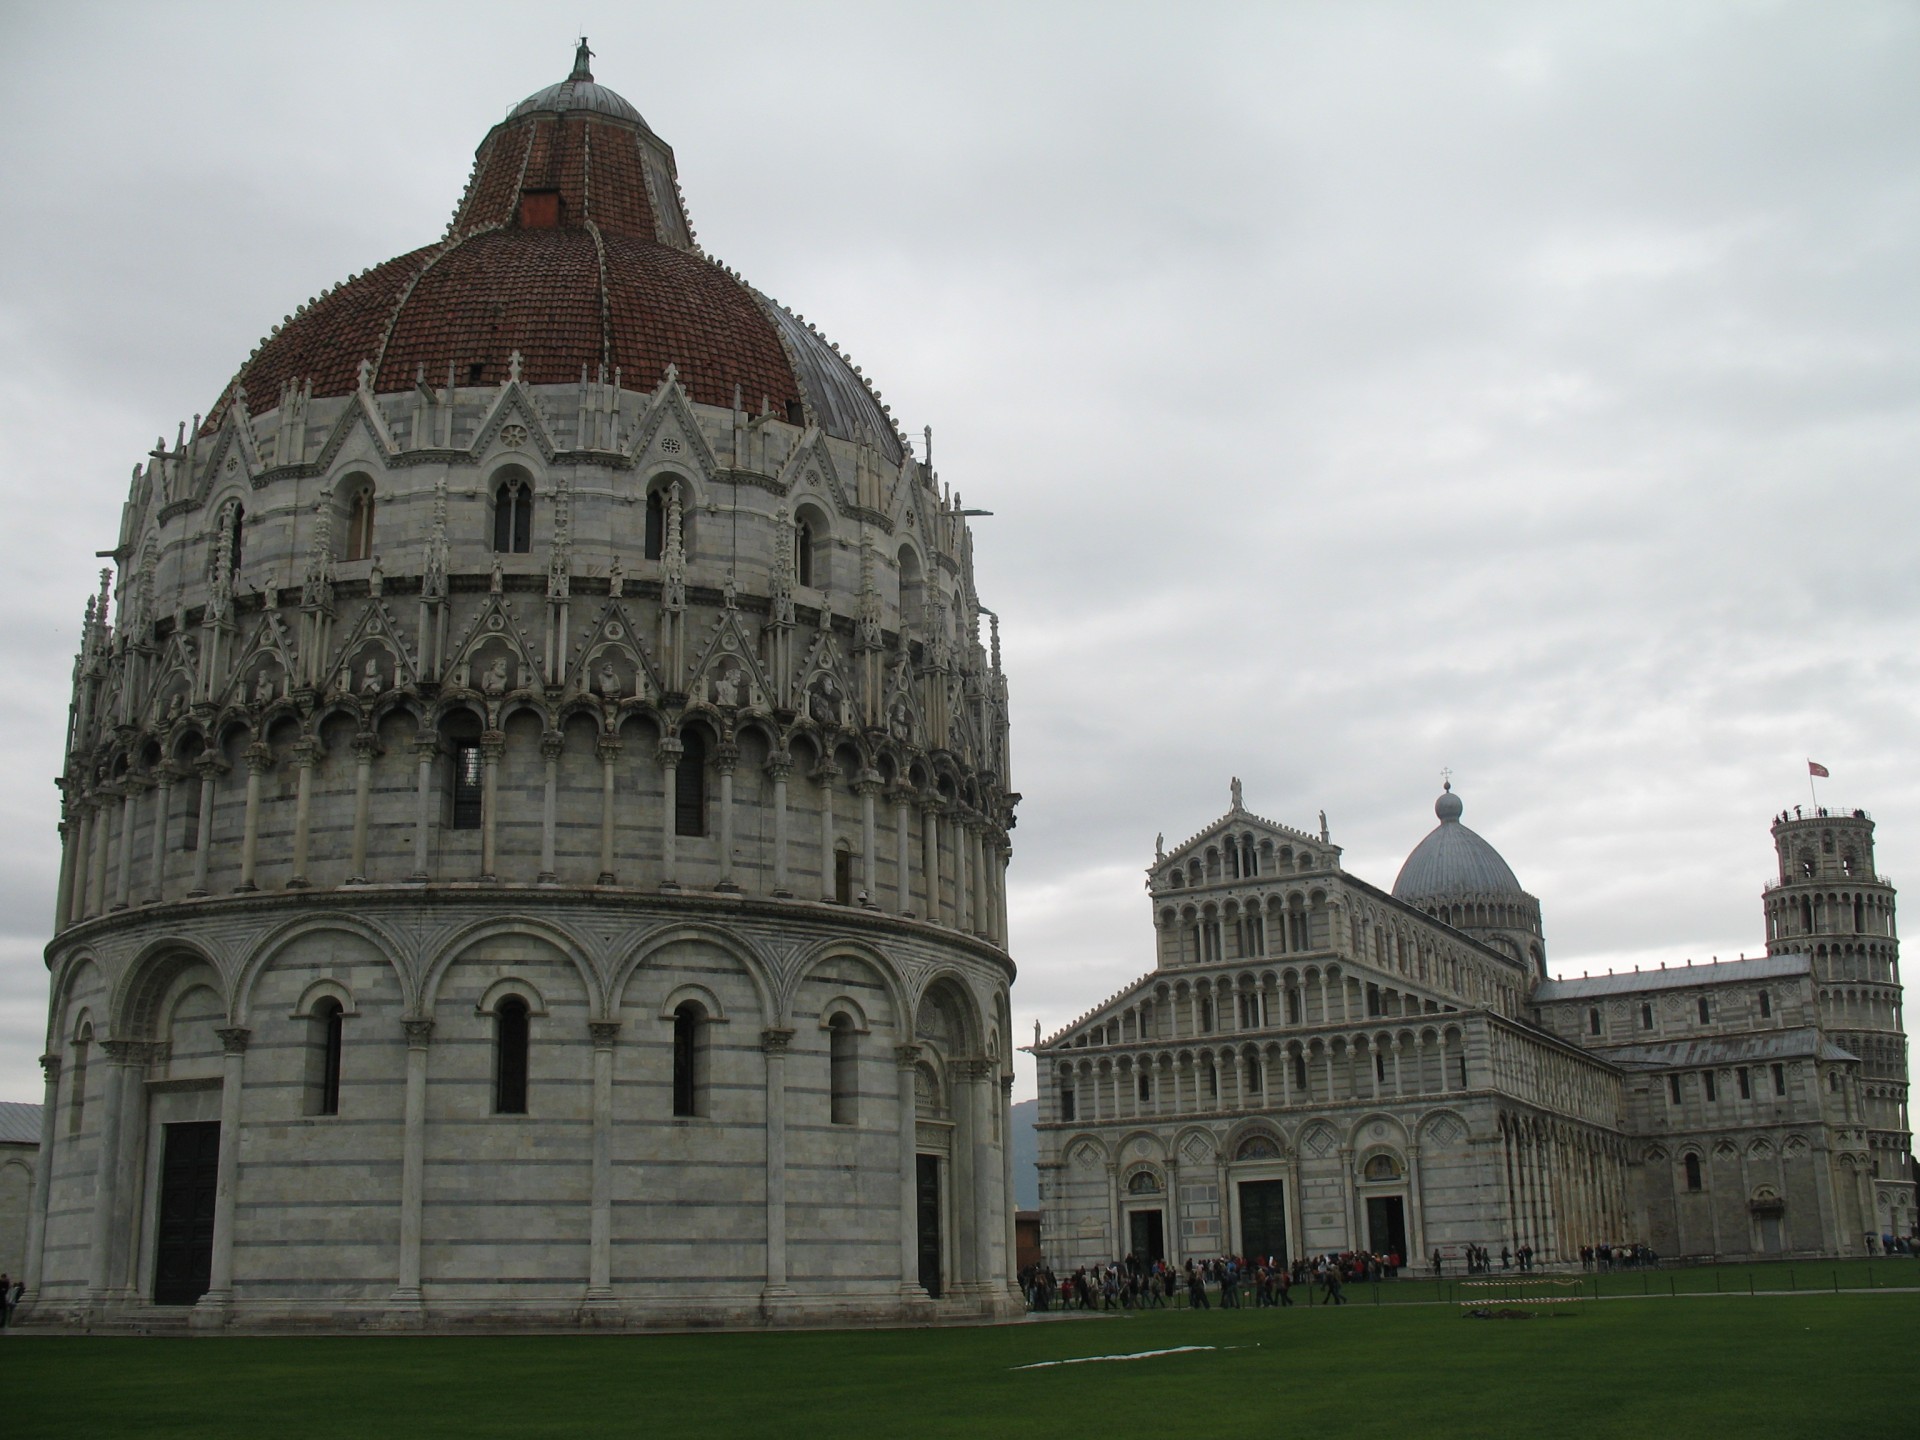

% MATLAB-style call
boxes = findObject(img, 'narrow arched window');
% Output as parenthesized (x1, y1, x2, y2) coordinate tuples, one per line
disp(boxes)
(1758, 990, 1772, 1019)
(228, 502, 245, 577)
(344, 485, 375, 562)
(675, 729, 707, 837)
(451, 741, 484, 829)
(493, 476, 532, 553)
(795, 517, 814, 586)
(1137, 1071, 1152, 1103)
(673, 1001, 708, 1117)
(1640, 1002, 1654, 1030)
(1587, 1007, 1601, 1036)
(645, 488, 666, 560)
(829, 1014, 858, 1124)
(1293, 1053, 1307, 1093)
(1247, 1054, 1263, 1090)
(307, 998, 344, 1116)
(68, 1024, 91, 1136)
(1683, 1153, 1702, 1191)
(494, 996, 530, 1114)
(1697, 996, 1711, 1024)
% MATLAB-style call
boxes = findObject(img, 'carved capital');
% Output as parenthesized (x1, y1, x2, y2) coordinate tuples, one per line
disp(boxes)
(216, 1026, 252, 1056)
(39, 1053, 60, 1083)
(351, 731, 383, 761)
(479, 730, 506, 761)
(712, 743, 739, 775)
(853, 772, 885, 798)
(194, 754, 229, 779)
(541, 730, 567, 762)
(761, 1026, 795, 1055)
(954, 1058, 994, 1082)
(894, 1043, 924, 1071)
(101, 1039, 149, 1065)
(244, 743, 273, 774)
(655, 738, 684, 765)
(402, 1018, 435, 1048)
(595, 735, 623, 763)
(765, 755, 794, 783)
(811, 761, 840, 786)
(588, 1021, 622, 1049)
(1000, 1073, 1015, 1098)
(290, 737, 322, 768)
(412, 735, 442, 761)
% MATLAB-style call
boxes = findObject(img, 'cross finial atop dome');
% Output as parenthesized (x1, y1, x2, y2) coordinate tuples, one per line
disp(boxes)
(571, 36, 594, 82)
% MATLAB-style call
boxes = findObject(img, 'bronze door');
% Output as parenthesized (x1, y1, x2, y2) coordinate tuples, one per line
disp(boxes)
(916, 1154, 943, 1297)
(153, 1121, 220, 1305)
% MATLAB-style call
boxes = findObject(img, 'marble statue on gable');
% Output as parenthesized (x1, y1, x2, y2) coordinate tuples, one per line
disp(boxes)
(361, 657, 384, 695)
(481, 656, 511, 696)
(253, 669, 277, 706)
(594, 660, 623, 700)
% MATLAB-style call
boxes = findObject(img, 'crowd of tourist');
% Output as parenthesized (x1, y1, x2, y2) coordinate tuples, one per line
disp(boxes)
(1019, 1250, 1403, 1312)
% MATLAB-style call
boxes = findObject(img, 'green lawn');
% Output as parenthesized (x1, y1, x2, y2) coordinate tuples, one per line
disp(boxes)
(10, 1289, 1918, 1439)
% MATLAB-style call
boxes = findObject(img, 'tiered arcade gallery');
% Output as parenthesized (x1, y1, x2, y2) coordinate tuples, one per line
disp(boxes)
(21, 50, 1021, 1331)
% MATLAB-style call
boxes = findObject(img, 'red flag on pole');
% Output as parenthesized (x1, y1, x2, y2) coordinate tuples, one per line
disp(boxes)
(1808, 761, 1830, 778)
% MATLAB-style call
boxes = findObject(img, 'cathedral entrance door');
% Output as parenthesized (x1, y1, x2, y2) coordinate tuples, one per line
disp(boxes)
(1128, 1209, 1165, 1264)
(915, 1155, 943, 1298)
(1237, 1180, 1288, 1264)
(1366, 1195, 1407, 1259)
(154, 1121, 220, 1305)
(1757, 1212, 1783, 1254)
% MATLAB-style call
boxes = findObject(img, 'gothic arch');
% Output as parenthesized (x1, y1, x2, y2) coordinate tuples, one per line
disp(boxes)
(421, 914, 602, 1021)
(607, 920, 776, 1026)
(232, 912, 413, 1024)
(111, 935, 230, 1039)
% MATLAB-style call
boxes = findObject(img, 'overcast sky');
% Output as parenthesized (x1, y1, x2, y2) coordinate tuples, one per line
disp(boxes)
(1, 1, 1916, 1105)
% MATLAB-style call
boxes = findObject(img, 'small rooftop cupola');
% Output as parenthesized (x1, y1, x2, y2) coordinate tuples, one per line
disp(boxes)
(1393, 780, 1547, 978)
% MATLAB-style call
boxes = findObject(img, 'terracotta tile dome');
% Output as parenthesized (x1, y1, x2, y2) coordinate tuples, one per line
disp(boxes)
(208, 44, 900, 459)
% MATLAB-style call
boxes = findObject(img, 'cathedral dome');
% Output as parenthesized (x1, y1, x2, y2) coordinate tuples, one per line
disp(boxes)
(207, 43, 901, 460)
(1392, 784, 1524, 900)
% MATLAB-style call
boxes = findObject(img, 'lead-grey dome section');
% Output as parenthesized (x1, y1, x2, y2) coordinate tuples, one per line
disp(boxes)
(1392, 789, 1524, 899)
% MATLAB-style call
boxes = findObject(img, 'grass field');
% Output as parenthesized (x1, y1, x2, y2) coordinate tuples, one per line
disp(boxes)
(10, 1286, 1919, 1439)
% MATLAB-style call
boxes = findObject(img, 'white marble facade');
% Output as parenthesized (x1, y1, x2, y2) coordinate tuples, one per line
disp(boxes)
(21, 50, 1020, 1331)
(1035, 788, 1912, 1269)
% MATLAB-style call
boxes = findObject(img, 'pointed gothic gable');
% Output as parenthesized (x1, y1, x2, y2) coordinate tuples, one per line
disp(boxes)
(219, 607, 300, 708)
(323, 597, 420, 699)
(569, 597, 666, 702)
(189, 410, 262, 511)
(307, 383, 402, 474)
(686, 606, 773, 712)
(795, 626, 855, 731)
(627, 367, 720, 480)
(446, 592, 543, 696)
(773, 425, 849, 512)
(143, 630, 202, 727)
(880, 649, 921, 747)
(468, 368, 560, 461)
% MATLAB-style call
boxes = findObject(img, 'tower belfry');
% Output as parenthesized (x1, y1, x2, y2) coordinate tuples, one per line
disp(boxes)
(1764, 806, 1909, 1202)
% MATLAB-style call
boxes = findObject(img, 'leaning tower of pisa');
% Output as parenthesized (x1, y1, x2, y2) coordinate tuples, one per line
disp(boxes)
(1763, 806, 1911, 1229)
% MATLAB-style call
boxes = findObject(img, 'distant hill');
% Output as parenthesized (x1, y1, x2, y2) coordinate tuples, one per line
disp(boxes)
(1012, 1097, 1039, 1209)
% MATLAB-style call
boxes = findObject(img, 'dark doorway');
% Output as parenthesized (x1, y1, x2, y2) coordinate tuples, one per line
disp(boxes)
(916, 1154, 943, 1298)
(1757, 1209, 1784, 1254)
(1129, 1208, 1166, 1264)
(1366, 1195, 1408, 1258)
(1238, 1179, 1288, 1264)
(154, 1121, 220, 1305)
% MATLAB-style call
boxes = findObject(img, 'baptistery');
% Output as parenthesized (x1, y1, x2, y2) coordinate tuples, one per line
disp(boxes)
(22, 44, 1019, 1331)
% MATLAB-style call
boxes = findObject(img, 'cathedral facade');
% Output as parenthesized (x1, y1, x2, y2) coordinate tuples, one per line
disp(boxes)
(20, 48, 1020, 1331)
(1034, 786, 1913, 1270)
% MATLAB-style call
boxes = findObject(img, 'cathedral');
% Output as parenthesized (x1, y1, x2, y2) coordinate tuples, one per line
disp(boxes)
(19, 46, 1021, 1331)
(1034, 784, 1914, 1270)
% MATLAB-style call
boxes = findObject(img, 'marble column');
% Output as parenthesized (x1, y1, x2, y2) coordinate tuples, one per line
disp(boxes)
(896, 1044, 924, 1295)
(534, 730, 561, 885)
(952, 813, 970, 933)
(920, 798, 942, 925)
(893, 788, 914, 916)
(815, 761, 839, 900)
(195, 1026, 250, 1319)
(187, 763, 218, 896)
(348, 734, 378, 883)
(66, 806, 93, 929)
(478, 730, 504, 882)
(768, 757, 792, 897)
(410, 735, 438, 880)
(54, 816, 78, 932)
(1000, 1072, 1018, 1297)
(19, 1053, 59, 1304)
(762, 1028, 794, 1294)
(970, 1061, 997, 1291)
(113, 780, 143, 910)
(88, 791, 112, 916)
(287, 740, 319, 888)
(595, 735, 620, 885)
(587, 1021, 620, 1301)
(657, 739, 682, 891)
(857, 774, 881, 904)
(236, 744, 270, 892)
(87, 1041, 139, 1302)
(392, 1019, 433, 1309)
(715, 744, 740, 893)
